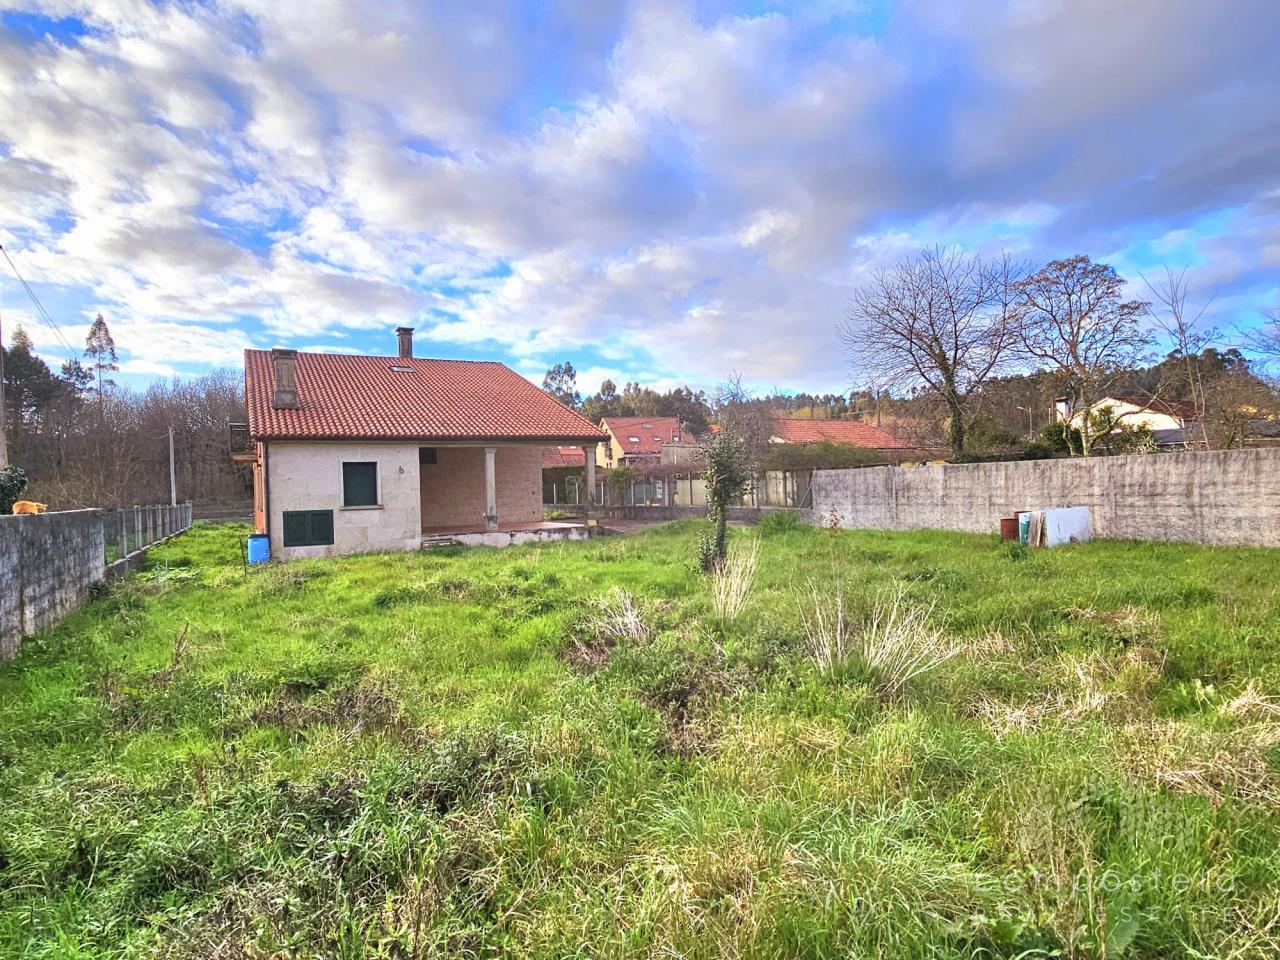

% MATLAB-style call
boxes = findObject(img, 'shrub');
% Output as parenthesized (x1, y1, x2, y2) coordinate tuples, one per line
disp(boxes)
(709, 537, 760, 625)
(759, 510, 804, 536)
(697, 430, 752, 569)
(0, 465, 27, 514)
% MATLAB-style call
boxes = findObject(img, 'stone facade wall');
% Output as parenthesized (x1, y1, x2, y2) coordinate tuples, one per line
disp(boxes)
(1, 510, 105, 659)
(811, 449, 1280, 547)
(267, 441, 423, 560)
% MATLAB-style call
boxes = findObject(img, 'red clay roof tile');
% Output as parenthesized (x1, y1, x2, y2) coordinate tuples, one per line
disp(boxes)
(770, 418, 911, 449)
(245, 349, 607, 442)
(542, 445, 587, 467)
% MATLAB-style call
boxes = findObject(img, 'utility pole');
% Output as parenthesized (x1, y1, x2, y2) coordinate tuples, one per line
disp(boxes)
(168, 426, 177, 506)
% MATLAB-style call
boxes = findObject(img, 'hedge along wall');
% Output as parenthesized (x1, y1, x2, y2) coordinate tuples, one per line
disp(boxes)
(810, 448, 1280, 548)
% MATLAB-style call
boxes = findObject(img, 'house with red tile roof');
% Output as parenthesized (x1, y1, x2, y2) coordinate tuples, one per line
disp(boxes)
(241, 329, 606, 559)
(597, 416, 694, 468)
(768, 418, 912, 452)
(542, 445, 587, 468)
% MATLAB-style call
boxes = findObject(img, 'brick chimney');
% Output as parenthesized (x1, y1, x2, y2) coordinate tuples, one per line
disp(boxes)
(396, 326, 414, 358)
(270, 348, 300, 410)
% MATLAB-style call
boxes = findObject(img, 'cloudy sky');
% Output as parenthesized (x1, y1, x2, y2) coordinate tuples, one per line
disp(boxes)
(1, 0, 1278, 394)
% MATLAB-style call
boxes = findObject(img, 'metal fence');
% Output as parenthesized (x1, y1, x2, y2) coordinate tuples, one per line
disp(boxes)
(545, 469, 813, 513)
(102, 502, 195, 573)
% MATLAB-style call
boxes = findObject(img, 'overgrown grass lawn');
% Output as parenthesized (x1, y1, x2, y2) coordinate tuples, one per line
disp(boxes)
(3, 519, 1280, 958)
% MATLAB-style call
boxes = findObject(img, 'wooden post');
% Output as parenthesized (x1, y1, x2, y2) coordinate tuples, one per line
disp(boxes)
(484, 446, 498, 532)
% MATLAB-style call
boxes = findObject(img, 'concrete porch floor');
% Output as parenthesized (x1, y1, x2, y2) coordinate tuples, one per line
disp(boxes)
(421, 520, 586, 536)
(420, 519, 590, 549)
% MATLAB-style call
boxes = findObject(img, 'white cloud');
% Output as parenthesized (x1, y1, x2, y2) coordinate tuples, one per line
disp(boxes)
(0, 0, 1275, 392)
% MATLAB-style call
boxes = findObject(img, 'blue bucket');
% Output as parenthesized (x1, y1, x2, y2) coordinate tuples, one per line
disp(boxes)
(247, 533, 271, 565)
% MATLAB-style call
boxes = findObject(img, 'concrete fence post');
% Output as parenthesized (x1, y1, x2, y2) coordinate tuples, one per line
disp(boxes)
(117, 509, 128, 557)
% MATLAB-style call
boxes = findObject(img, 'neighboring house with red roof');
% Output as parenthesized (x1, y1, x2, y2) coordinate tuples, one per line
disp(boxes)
(542, 445, 586, 468)
(768, 418, 912, 453)
(597, 416, 694, 468)
(241, 328, 606, 559)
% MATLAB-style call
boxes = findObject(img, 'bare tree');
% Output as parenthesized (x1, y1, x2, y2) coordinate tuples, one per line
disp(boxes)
(1245, 308, 1280, 365)
(712, 372, 776, 467)
(1016, 255, 1152, 456)
(1201, 367, 1280, 449)
(1143, 266, 1215, 447)
(841, 247, 1024, 458)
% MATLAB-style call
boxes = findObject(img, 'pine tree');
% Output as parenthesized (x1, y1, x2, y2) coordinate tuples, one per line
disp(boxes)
(84, 313, 119, 402)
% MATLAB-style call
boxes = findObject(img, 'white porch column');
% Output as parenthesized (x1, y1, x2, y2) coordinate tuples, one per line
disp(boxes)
(584, 444, 597, 514)
(484, 446, 498, 531)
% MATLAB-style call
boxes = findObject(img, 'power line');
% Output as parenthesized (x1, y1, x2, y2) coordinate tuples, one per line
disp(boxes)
(0, 242, 75, 353)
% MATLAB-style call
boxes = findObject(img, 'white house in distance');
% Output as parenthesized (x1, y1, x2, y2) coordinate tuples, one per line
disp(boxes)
(1054, 396, 1200, 447)
(239, 328, 607, 559)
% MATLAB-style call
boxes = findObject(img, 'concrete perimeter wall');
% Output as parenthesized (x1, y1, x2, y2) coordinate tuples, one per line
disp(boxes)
(1, 510, 105, 659)
(1, 504, 193, 660)
(810, 449, 1280, 547)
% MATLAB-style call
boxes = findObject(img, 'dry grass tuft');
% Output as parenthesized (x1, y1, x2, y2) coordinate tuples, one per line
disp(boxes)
(1219, 679, 1280, 720)
(566, 588, 651, 671)
(709, 537, 760, 625)
(1123, 719, 1280, 807)
(588, 587, 649, 645)
(799, 585, 957, 695)
(968, 646, 1168, 736)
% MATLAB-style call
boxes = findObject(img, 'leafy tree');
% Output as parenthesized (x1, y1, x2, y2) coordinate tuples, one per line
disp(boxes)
(843, 247, 1024, 458)
(1016, 256, 1152, 456)
(60, 359, 94, 397)
(3, 325, 61, 430)
(580, 379, 712, 434)
(542, 361, 580, 409)
(0, 464, 27, 514)
(1039, 407, 1156, 456)
(962, 413, 1020, 453)
(84, 313, 119, 402)
(698, 429, 752, 571)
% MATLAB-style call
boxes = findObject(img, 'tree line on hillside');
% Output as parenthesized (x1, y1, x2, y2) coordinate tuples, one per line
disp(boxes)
(543, 251, 1279, 465)
(1, 317, 248, 510)
(541, 363, 880, 443)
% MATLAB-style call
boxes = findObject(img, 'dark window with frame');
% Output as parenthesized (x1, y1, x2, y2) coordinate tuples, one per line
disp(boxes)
(418, 447, 438, 464)
(282, 510, 334, 547)
(342, 461, 378, 506)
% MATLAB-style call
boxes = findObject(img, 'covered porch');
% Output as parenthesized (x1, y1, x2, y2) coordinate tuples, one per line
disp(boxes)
(418, 441, 597, 547)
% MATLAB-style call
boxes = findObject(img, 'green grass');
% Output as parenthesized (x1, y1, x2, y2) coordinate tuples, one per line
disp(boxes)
(2, 518, 1279, 958)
